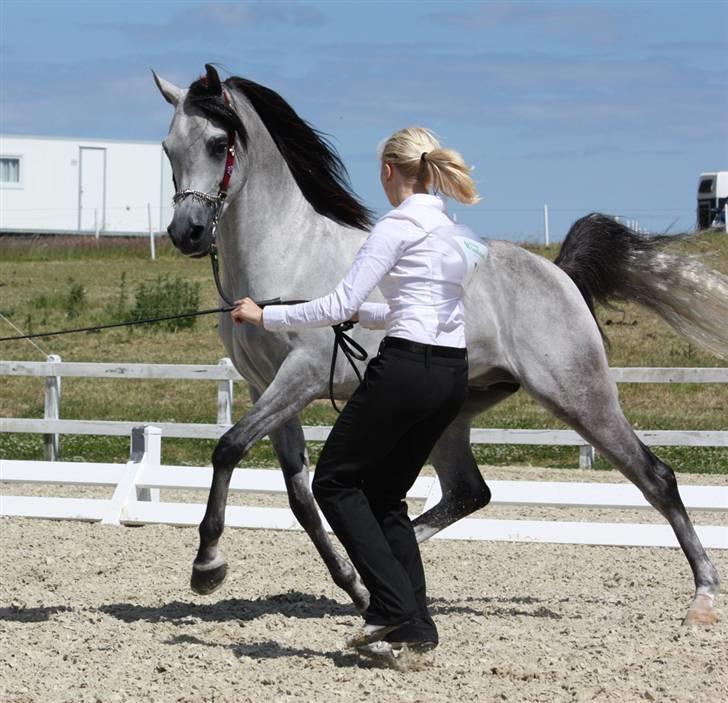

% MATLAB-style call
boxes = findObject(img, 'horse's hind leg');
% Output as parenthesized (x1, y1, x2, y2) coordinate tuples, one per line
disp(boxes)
(521, 350, 720, 625)
(266, 408, 369, 612)
(413, 383, 519, 543)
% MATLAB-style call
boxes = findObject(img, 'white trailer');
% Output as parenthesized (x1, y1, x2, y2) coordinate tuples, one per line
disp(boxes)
(697, 171, 728, 230)
(0, 134, 174, 235)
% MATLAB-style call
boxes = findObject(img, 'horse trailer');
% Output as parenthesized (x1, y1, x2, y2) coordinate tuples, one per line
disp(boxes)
(0, 134, 174, 236)
(697, 171, 728, 230)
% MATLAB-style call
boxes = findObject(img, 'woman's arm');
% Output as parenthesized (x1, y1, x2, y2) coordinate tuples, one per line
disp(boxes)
(258, 221, 416, 331)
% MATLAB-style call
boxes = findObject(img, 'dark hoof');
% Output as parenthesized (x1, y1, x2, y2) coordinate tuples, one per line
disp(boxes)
(190, 563, 227, 595)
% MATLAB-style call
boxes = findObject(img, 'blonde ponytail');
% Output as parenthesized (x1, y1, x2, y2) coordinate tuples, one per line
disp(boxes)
(379, 126, 481, 205)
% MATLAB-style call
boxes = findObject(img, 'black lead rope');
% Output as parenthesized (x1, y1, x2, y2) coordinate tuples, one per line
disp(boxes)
(0, 306, 237, 342)
(329, 320, 368, 413)
(0, 297, 369, 415)
(209, 241, 235, 307)
(209, 247, 369, 413)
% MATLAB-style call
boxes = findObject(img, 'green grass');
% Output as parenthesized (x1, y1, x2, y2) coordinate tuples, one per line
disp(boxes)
(1, 232, 726, 473)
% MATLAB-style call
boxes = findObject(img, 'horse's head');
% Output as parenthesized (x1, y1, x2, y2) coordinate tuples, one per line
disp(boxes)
(154, 64, 373, 259)
(153, 64, 246, 258)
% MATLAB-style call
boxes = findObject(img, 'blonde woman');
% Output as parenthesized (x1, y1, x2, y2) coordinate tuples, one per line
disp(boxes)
(232, 127, 484, 661)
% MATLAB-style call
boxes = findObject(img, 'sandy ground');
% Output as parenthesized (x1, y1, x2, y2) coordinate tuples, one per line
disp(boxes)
(1, 467, 727, 703)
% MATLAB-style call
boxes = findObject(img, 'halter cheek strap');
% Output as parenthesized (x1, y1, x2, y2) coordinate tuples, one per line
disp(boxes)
(173, 91, 237, 210)
(219, 134, 236, 195)
(218, 89, 236, 197)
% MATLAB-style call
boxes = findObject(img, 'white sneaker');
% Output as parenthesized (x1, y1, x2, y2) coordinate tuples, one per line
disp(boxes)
(356, 640, 399, 660)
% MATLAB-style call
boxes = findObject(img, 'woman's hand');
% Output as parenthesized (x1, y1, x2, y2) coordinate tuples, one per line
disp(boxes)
(231, 297, 264, 326)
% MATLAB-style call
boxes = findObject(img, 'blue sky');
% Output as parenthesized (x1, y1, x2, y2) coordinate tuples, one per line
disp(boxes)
(1, 0, 727, 242)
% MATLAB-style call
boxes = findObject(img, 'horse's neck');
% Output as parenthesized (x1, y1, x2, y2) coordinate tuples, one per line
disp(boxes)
(218, 162, 367, 302)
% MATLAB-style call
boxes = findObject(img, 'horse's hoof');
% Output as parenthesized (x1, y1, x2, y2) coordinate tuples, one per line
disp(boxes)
(683, 607, 718, 626)
(190, 562, 228, 595)
(682, 594, 719, 626)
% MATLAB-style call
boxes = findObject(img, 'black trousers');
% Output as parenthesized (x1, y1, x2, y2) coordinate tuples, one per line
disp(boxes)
(312, 336, 468, 642)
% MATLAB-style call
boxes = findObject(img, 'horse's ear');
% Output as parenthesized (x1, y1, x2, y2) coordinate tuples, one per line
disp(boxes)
(204, 64, 223, 95)
(152, 70, 182, 106)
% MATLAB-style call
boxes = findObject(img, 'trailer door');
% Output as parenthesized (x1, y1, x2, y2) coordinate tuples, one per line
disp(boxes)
(697, 175, 715, 229)
(78, 146, 106, 232)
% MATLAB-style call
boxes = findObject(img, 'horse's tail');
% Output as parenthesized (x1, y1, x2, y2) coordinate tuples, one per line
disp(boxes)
(554, 212, 728, 359)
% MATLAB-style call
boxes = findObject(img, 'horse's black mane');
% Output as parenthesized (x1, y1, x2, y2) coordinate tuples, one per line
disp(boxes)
(187, 75, 374, 231)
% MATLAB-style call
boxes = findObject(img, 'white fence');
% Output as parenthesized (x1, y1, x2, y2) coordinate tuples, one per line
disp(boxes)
(2, 359, 726, 547)
(2, 357, 727, 469)
(2, 425, 726, 549)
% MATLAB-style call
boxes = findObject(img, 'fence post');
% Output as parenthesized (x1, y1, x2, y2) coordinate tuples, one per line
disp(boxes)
(147, 203, 156, 261)
(102, 425, 160, 525)
(217, 357, 234, 425)
(94, 209, 100, 240)
(579, 445, 595, 470)
(136, 425, 161, 503)
(43, 354, 61, 461)
(724, 203, 727, 234)
(543, 204, 549, 245)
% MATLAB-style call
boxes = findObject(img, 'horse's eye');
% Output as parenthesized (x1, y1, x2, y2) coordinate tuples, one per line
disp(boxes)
(208, 137, 228, 158)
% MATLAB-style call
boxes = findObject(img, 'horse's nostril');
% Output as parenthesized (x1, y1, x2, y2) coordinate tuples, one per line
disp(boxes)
(166, 224, 176, 241)
(189, 225, 205, 243)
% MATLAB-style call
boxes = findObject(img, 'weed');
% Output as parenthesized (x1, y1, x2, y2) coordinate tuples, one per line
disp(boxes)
(102, 272, 131, 323)
(130, 274, 200, 331)
(65, 279, 87, 319)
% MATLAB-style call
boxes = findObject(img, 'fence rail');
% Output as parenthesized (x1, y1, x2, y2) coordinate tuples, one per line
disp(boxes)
(2, 419, 726, 449)
(2, 426, 726, 548)
(1, 358, 727, 469)
(4, 360, 727, 383)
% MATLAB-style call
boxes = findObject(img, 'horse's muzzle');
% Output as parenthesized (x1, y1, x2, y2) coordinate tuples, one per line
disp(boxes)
(167, 208, 214, 257)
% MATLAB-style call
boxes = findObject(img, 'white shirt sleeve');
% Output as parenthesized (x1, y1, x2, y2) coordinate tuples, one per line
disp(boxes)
(262, 219, 418, 331)
(357, 302, 389, 329)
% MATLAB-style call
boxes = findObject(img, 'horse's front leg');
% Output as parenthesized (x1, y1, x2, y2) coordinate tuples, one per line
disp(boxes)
(265, 404, 369, 612)
(190, 352, 323, 596)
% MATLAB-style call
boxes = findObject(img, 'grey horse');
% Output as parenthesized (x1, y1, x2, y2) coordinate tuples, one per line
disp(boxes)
(154, 65, 727, 626)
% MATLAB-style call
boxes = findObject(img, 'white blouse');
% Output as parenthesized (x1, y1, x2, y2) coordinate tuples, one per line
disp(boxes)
(262, 193, 486, 347)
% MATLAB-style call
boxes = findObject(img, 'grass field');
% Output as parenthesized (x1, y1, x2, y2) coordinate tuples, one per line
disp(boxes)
(1, 231, 726, 473)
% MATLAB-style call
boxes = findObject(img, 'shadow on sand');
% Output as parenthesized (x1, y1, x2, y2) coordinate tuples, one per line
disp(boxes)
(0, 592, 566, 626)
(164, 632, 362, 668)
(0, 604, 72, 623)
(97, 591, 355, 624)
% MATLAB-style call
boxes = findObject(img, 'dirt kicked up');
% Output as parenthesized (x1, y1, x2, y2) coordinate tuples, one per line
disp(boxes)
(1, 471, 727, 703)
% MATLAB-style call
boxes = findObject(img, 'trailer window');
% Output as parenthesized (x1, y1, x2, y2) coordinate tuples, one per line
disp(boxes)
(698, 178, 714, 194)
(0, 157, 21, 184)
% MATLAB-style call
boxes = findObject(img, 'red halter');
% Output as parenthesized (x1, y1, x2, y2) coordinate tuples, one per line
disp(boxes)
(171, 86, 237, 208)
(218, 89, 236, 197)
